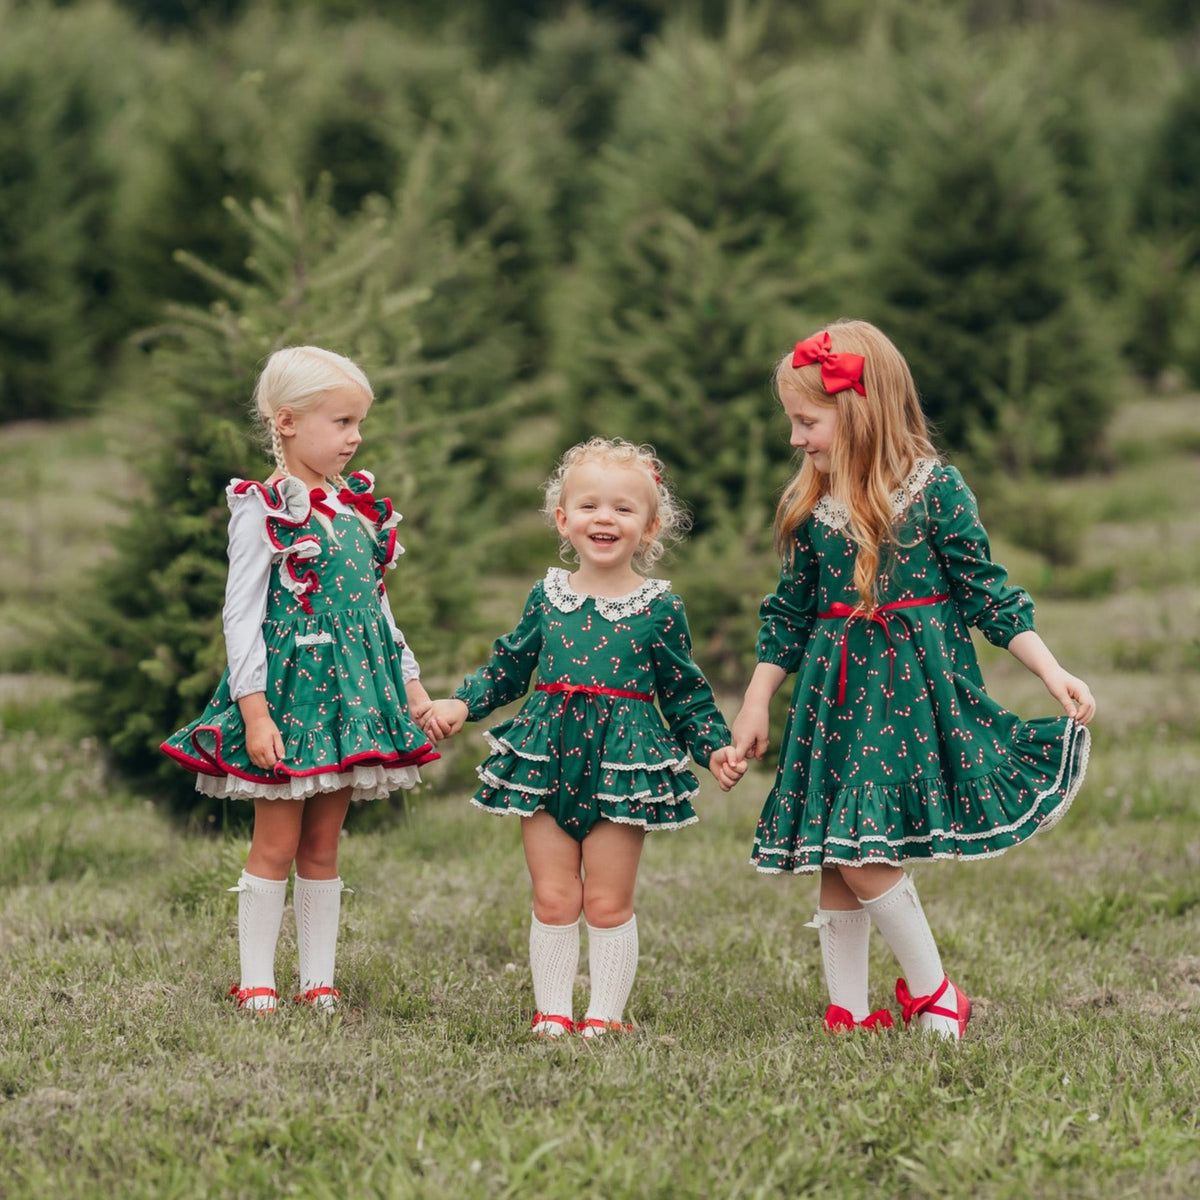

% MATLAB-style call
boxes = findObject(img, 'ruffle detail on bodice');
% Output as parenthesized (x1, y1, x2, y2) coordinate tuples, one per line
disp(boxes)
(339, 470, 405, 572)
(543, 568, 671, 620)
(812, 457, 939, 531)
(229, 477, 325, 608)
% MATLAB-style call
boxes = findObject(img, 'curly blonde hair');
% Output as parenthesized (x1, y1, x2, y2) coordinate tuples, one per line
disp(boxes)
(542, 437, 690, 572)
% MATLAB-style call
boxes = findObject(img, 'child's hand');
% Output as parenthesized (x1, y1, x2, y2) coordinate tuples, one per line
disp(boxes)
(405, 679, 434, 725)
(731, 703, 771, 761)
(245, 715, 285, 770)
(708, 745, 748, 792)
(1044, 669, 1096, 726)
(423, 698, 469, 742)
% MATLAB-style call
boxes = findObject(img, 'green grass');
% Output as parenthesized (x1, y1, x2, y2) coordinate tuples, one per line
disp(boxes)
(2, 389, 1199, 1197)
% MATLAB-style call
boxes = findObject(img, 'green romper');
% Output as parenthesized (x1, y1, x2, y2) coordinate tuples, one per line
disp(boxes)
(455, 568, 731, 841)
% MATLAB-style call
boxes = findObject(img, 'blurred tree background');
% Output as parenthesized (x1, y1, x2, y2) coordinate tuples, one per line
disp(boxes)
(1, 0, 1196, 812)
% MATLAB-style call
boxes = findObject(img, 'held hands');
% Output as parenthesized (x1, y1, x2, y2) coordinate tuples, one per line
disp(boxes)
(730, 701, 772, 762)
(421, 698, 469, 743)
(405, 679, 434, 727)
(708, 745, 748, 792)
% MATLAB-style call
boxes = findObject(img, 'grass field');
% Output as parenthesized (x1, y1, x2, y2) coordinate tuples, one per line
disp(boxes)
(1, 392, 1198, 1198)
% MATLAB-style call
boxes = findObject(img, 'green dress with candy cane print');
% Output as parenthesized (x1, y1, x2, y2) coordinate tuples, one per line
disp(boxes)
(751, 459, 1090, 874)
(161, 470, 438, 800)
(454, 568, 732, 841)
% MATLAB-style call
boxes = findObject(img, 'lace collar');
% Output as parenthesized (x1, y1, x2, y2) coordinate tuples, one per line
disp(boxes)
(812, 458, 938, 532)
(543, 567, 670, 620)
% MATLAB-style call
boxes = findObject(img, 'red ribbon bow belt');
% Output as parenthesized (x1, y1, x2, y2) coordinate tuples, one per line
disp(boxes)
(817, 593, 948, 706)
(535, 682, 654, 703)
(792, 331, 866, 397)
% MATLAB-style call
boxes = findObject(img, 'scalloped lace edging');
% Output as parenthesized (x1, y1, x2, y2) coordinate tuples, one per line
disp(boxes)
(543, 567, 671, 620)
(812, 458, 938, 531)
(195, 763, 421, 802)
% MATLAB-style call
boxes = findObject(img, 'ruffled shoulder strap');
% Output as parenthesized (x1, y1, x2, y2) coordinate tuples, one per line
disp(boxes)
(227, 476, 323, 610)
(227, 475, 312, 526)
(338, 470, 405, 572)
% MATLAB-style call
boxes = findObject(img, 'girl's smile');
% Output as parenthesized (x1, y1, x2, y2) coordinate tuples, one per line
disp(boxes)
(779, 383, 839, 474)
(554, 462, 659, 588)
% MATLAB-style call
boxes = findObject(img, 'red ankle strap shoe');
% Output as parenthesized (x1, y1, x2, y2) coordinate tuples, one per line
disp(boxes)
(895, 976, 971, 1038)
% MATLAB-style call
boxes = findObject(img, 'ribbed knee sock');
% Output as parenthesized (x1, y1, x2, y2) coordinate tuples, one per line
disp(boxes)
(860, 874, 957, 1036)
(584, 914, 639, 1030)
(234, 870, 287, 1009)
(294, 874, 344, 1007)
(529, 913, 580, 1033)
(810, 907, 871, 1022)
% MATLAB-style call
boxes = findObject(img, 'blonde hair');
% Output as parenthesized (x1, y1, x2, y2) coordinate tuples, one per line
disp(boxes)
(252, 345, 376, 537)
(542, 437, 690, 572)
(773, 319, 939, 610)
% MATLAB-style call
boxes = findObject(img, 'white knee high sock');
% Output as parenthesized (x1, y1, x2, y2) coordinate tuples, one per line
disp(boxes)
(860, 874, 957, 1036)
(584, 914, 639, 1030)
(808, 907, 871, 1022)
(529, 913, 580, 1032)
(294, 874, 344, 1007)
(233, 870, 287, 1009)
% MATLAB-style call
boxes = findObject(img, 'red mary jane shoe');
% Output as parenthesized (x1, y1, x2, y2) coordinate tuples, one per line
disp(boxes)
(823, 1004, 895, 1032)
(895, 976, 971, 1040)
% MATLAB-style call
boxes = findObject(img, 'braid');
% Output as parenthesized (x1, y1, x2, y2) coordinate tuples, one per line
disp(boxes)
(269, 422, 290, 476)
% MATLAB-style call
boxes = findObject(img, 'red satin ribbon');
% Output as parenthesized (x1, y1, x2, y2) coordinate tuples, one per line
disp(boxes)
(535, 682, 653, 703)
(308, 487, 338, 519)
(817, 593, 948, 706)
(792, 330, 866, 397)
(896, 976, 952, 1025)
(337, 486, 381, 524)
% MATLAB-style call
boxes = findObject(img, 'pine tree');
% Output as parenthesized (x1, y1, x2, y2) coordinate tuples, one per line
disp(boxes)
(832, 37, 1118, 473)
(554, 12, 819, 533)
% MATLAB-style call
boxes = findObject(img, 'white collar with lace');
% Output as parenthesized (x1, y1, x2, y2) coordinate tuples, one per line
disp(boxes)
(812, 458, 939, 531)
(543, 567, 670, 620)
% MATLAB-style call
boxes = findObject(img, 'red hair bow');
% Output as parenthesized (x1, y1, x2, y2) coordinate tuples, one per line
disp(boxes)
(792, 331, 866, 397)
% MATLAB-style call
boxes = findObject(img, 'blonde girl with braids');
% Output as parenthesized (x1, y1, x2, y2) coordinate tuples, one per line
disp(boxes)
(162, 346, 438, 1012)
(731, 320, 1095, 1039)
(425, 437, 745, 1038)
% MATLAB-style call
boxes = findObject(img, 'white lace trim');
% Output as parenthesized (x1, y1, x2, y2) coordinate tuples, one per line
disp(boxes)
(812, 458, 939, 531)
(543, 567, 670, 620)
(482, 730, 691, 775)
(195, 762, 422, 802)
(468, 799, 699, 832)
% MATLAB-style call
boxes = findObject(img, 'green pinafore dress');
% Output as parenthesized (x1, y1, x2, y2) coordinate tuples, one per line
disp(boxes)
(161, 471, 437, 801)
(751, 460, 1090, 873)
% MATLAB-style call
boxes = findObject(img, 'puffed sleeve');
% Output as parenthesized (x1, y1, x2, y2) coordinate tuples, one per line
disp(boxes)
(453, 585, 545, 720)
(755, 522, 818, 673)
(650, 594, 731, 765)
(926, 465, 1036, 648)
(222, 496, 273, 701)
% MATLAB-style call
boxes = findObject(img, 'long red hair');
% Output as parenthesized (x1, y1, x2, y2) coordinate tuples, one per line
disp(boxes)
(773, 319, 938, 610)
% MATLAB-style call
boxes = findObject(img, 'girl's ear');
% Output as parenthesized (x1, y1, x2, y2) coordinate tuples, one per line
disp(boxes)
(554, 506, 569, 537)
(642, 515, 661, 543)
(275, 407, 297, 438)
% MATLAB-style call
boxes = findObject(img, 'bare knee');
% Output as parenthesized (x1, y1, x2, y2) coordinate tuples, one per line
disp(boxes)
(582, 886, 634, 929)
(836, 862, 904, 903)
(532, 879, 583, 926)
(294, 834, 342, 879)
